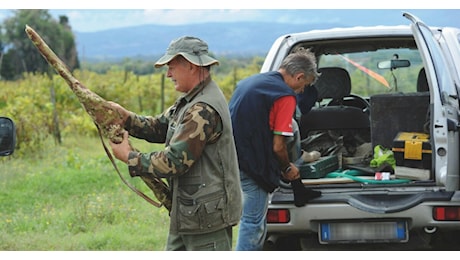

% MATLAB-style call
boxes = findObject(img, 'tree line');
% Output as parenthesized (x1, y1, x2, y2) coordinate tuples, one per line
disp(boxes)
(0, 10, 263, 80)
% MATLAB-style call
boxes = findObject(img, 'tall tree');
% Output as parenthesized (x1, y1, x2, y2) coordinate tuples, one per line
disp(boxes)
(1, 9, 79, 80)
(1, 10, 81, 144)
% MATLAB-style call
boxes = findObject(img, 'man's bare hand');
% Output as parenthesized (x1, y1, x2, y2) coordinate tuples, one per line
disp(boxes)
(107, 101, 131, 126)
(281, 163, 300, 181)
(109, 131, 132, 163)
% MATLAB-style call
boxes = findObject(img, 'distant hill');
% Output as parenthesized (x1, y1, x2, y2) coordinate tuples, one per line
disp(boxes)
(74, 22, 345, 61)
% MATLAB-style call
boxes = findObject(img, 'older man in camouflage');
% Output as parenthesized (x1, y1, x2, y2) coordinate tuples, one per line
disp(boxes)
(109, 36, 242, 251)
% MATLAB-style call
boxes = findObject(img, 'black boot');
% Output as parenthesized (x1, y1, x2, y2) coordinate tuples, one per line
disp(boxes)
(291, 178, 321, 207)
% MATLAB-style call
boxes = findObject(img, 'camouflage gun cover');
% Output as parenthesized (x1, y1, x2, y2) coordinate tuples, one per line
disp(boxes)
(25, 25, 172, 211)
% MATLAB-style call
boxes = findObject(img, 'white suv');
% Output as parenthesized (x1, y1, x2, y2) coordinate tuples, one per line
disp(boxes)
(262, 12, 460, 250)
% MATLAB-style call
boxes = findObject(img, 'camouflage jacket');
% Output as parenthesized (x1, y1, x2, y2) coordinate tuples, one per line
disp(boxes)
(125, 76, 242, 234)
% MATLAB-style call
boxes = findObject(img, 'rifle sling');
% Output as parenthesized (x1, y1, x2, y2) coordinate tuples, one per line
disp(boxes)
(96, 124, 163, 208)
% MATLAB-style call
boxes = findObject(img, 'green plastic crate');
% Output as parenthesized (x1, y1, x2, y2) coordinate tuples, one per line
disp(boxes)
(296, 155, 339, 179)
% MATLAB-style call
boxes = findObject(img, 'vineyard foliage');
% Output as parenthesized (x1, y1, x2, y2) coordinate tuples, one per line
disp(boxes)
(1, 58, 262, 157)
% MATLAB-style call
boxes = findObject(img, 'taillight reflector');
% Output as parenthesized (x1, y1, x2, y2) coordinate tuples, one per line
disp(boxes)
(433, 206, 460, 221)
(267, 209, 290, 223)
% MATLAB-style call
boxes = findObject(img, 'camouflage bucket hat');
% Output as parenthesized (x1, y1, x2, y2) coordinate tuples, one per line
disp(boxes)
(154, 36, 219, 68)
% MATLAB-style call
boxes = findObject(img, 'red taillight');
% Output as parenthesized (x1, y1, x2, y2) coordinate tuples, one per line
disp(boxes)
(433, 206, 460, 221)
(267, 209, 290, 223)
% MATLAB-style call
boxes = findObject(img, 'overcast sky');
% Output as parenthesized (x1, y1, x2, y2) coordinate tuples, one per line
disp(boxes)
(1, 1, 459, 32)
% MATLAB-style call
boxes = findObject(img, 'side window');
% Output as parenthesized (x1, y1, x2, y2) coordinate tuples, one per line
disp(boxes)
(417, 24, 457, 105)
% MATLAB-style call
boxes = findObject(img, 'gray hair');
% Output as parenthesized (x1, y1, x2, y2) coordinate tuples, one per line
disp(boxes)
(279, 48, 320, 84)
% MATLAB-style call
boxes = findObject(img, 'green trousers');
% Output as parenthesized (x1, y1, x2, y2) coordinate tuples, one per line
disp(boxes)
(165, 226, 233, 251)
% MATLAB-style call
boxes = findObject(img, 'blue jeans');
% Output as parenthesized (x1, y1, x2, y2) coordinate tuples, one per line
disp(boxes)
(235, 170, 269, 251)
(236, 119, 301, 251)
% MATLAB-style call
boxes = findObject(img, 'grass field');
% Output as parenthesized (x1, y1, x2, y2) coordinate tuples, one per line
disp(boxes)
(0, 135, 239, 250)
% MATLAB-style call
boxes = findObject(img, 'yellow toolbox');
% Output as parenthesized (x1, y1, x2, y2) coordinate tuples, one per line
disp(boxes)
(392, 132, 432, 169)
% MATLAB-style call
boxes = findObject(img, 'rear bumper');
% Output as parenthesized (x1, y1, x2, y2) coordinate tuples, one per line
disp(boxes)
(267, 189, 460, 233)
